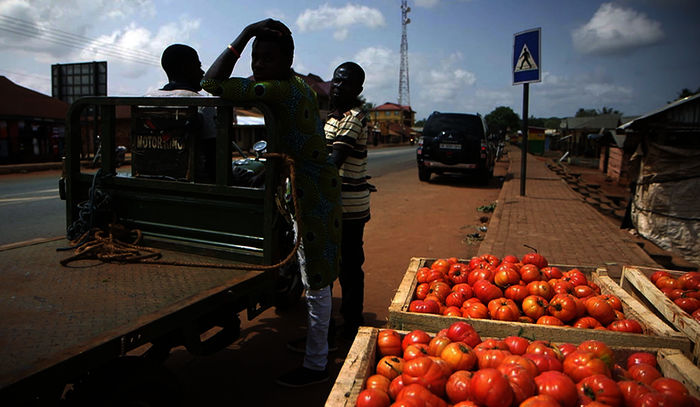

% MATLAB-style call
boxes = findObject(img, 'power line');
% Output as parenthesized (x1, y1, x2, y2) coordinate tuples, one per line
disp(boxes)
(0, 15, 160, 66)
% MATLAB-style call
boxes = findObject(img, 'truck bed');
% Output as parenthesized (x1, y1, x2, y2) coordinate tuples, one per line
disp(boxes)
(0, 238, 275, 399)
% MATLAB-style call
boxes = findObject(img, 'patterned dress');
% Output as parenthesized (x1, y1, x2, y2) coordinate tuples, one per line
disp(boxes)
(202, 75, 341, 289)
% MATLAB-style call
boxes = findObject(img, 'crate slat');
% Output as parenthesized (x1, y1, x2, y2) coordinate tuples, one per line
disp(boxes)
(387, 258, 691, 355)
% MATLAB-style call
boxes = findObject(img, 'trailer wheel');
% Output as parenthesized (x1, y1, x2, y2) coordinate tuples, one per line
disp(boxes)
(64, 357, 183, 407)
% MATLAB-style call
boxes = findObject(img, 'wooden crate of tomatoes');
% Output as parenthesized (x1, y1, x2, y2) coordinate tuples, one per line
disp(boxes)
(620, 265, 700, 363)
(387, 255, 692, 355)
(325, 323, 700, 407)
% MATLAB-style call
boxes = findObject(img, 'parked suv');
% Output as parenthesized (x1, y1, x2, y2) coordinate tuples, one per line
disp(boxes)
(416, 111, 495, 183)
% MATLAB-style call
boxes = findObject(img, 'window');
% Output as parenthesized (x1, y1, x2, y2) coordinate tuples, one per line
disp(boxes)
(385, 111, 390, 117)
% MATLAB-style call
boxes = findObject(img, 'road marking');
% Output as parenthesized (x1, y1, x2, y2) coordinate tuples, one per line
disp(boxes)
(0, 188, 59, 198)
(0, 195, 58, 204)
(0, 236, 64, 251)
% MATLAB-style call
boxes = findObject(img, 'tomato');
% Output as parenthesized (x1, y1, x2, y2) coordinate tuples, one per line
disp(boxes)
(487, 297, 520, 321)
(693, 308, 700, 322)
(500, 354, 539, 377)
(473, 280, 503, 303)
(627, 352, 657, 369)
(388, 375, 406, 400)
(562, 351, 611, 383)
(552, 280, 575, 296)
(628, 363, 662, 385)
(480, 253, 500, 266)
(378, 329, 403, 357)
(402, 330, 432, 351)
(451, 283, 473, 299)
(650, 270, 671, 284)
(608, 318, 644, 333)
(547, 293, 578, 322)
(401, 357, 450, 397)
(356, 388, 391, 407)
(618, 380, 653, 407)
(442, 306, 462, 317)
(600, 294, 623, 311)
(656, 276, 680, 290)
(675, 297, 700, 313)
(428, 281, 451, 303)
(408, 299, 440, 314)
(365, 374, 392, 394)
(573, 316, 603, 329)
(468, 267, 494, 285)
(679, 272, 700, 290)
(414, 283, 431, 300)
(577, 340, 615, 369)
(651, 377, 690, 406)
(474, 338, 509, 354)
(498, 363, 537, 404)
(563, 268, 588, 286)
(557, 343, 577, 359)
(520, 394, 561, 407)
(376, 356, 404, 380)
(446, 321, 481, 347)
(526, 340, 563, 361)
(536, 315, 564, 326)
(444, 291, 466, 308)
(477, 348, 512, 369)
(403, 343, 430, 361)
(396, 383, 448, 407)
(534, 370, 578, 407)
(430, 258, 451, 274)
(520, 264, 543, 284)
(503, 335, 530, 355)
(504, 284, 530, 303)
(524, 353, 563, 373)
(445, 370, 473, 404)
(502, 254, 520, 264)
(541, 266, 563, 280)
(447, 262, 470, 285)
(461, 301, 489, 319)
(585, 296, 617, 326)
(527, 280, 554, 300)
(573, 284, 596, 298)
(416, 267, 432, 283)
(578, 374, 624, 407)
(470, 368, 514, 407)
(522, 252, 549, 269)
(427, 335, 452, 357)
(440, 342, 477, 371)
(452, 402, 479, 407)
(636, 392, 671, 407)
(494, 264, 521, 288)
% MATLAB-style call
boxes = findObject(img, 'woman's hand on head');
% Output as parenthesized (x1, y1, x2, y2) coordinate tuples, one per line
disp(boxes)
(245, 18, 291, 39)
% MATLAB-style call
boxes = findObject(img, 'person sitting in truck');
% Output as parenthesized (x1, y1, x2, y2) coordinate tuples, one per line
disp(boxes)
(145, 43, 217, 183)
(202, 19, 342, 388)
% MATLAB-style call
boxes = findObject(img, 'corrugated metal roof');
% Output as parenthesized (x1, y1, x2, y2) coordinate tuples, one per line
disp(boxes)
(619, 93, 700, 130)
(560, 114, 621, 130)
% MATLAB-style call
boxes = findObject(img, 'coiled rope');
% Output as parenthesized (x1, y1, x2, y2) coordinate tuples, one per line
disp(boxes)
(60, 153, 301, 271)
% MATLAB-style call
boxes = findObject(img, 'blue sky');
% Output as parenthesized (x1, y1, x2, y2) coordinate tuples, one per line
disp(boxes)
(0, 0, 698, 121)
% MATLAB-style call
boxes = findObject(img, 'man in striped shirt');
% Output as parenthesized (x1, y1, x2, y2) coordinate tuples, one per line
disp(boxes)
(325, 62, 371, 338)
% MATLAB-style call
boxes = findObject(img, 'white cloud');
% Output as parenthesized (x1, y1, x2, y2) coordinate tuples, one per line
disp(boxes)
(414, 0, 440, 7)
(296, 4, 385, 40)
(572, 3, 664, 55)
(353, 46, 398, 103)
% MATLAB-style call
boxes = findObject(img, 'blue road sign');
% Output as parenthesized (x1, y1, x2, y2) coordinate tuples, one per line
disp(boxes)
(513, 28, 541, 85)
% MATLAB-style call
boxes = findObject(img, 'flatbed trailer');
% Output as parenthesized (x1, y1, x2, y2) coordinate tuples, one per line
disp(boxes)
(0, 96, 292, 405)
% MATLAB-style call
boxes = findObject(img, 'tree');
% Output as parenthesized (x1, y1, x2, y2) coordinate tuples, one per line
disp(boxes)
(414, 118, 426, 127)
(599, 106, 621, 115)
(673, 87, 700, 102)
(575, 108, 598, 117)
(543, 117, 561, 129)
(485, 106, 521, 135)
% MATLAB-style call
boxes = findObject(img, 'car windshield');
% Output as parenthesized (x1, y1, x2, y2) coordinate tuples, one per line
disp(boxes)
(423, 114, 484, 139)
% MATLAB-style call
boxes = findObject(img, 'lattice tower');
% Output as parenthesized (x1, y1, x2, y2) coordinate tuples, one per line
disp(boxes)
(398, 0, 411, 107)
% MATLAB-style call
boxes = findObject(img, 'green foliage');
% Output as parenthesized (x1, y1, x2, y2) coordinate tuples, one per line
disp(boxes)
(414, 118, 426, 127)
(674, 87, 700, 101)
(485, 106, 521, 135)
(544, 117, 561, 129)
(574, 106, 622, 117)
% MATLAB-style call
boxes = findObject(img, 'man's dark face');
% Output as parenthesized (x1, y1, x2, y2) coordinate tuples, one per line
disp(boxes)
(184, 57, 204, 91)
(252, 39, 290, 81)
(331, 66, 362, 109)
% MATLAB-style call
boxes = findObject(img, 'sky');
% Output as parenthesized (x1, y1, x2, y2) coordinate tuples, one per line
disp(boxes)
(0, 0, 698, 122)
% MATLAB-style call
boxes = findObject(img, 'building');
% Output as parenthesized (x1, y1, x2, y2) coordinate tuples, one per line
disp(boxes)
(368, 102, 415, 144)
(619, 94, 700, 266)
(0, 76, 69, 164)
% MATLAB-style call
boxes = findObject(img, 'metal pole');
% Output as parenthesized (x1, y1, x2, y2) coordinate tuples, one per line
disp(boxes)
(520, 83, 529, 196)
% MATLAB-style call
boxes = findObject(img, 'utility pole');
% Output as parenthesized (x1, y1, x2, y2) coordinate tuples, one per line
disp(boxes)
(398, 0, 411, 108)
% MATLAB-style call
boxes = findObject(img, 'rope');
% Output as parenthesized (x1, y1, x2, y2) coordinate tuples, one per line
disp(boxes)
(60, 153, 302, 271)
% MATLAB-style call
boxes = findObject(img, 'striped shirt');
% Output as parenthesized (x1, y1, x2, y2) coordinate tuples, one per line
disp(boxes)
(325, 107, 370, 222)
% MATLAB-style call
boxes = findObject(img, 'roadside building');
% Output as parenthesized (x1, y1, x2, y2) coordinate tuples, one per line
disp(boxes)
(619, 94, 700, 266)
(558, 114, 622, 164)
(368, 102, 415, 144)
(0, 76, 69, 164)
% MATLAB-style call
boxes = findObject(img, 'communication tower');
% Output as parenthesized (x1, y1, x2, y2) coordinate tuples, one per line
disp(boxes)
(398, 0, 411, 107)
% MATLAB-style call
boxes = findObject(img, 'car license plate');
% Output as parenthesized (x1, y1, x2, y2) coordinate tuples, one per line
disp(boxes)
(439, 143, 461, 150)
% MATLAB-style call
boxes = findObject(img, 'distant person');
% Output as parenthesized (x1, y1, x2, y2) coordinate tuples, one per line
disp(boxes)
(146, 44, 217, 183)
(324, 61, 371, 339)
(201, 19, 342, 388)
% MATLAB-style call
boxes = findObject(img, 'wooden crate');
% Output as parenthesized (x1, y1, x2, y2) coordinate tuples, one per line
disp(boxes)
(326, 326, 700, 407)
(620, 265, 700, 362)
(387, 258, 691, 354)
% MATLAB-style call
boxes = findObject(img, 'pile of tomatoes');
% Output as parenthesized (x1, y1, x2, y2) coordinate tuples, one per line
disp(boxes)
(356, 321, 695, 407)
(407, 254, 643, 332)
(649, 270, 700, 321)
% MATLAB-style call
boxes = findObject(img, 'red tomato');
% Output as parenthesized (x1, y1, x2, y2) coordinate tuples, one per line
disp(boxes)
(503, 335, 530, 355)
(520, 264, 544, 284)
(500, 354, 539, 377)
(356, 388, 391, 407)
(608, 318, 644, 333)
(451, 283, 473, 299)
(440, 342, 477, 371)
(547, 293, 578, 322)
(376, 356, 404, 380)
(474, 338, 509, 354)
(534, 370, 578, 407)
(650, 270, 671, 284)
(577, 374, 623, 407)
(473, 280, 503, 303)
(617, 380, 653, 407)
(396, 383, 448, 407)
(447, 262, 470, 285)
(401, 357, 449, 397)
(477, 348, 513, 369)
(573, 284, 596, 298)
(408, 299, 440, 315)
(377, 329, 403, 357)
(428, 281, 451, 303)
(541, 266, 563, 280)
(524, 353, 563, 373)
(403, 343, 430, 361)
(522, 252, 549, 269)
(430, 258, 451, 274)
(414, 282, 430, 300)
(427, 335, 451, 357)
(636, 392, 671, 407)
(651, 377, 690, 406)
(536, 315, 564, 326)
(444, 291, 466, 308)
(628, 363, 662, 385)
(402, 330, 432, 351)
(493, 263, 521, 287)
(627, 352, 657, 369)
(446, 321, 481, 347)
(365, 374, 391, 393)
(527, 280, 554, 300)
(563, 268, 588, 286)
(504, 284, 530, 303)
(552, 280, 575, 296)
(461, 301, 489, 319)
(562, 351, 611, 383)
(585, 296, 617, 326)
(693, 308, 700, 322)
(480, 253, 501, 266)
(487, 297, 520, 321)
(600, 294, 623, 311)
(557, 343, 577, 359)
(656, 276, 680, 290)
(520, 394, 561, 407)
(388, 375, 405, 400)
(498, 363, 537, 404)
(468, 267, 494, 285)
(573, 316, 603, 329)
(526, 341, 563, 361)
(445, 370, 473, 404)
(577, 340, 615, 369)
(502, 254, 520, 264)
(470, 368, 514, 407)
(675, 297, 700, 313)
(442, 306, 462, 317)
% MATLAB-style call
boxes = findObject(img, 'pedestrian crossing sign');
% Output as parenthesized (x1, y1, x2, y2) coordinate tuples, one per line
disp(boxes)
(513, 28, 541, 85)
